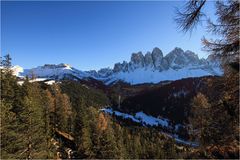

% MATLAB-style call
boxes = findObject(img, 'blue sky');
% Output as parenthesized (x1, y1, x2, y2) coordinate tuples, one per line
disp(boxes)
(1, 1, 216, 70)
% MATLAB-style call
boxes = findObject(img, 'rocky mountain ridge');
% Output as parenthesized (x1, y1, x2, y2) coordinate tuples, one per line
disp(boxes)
(18, 47, 223, 85)
(112, 47, 217, 73)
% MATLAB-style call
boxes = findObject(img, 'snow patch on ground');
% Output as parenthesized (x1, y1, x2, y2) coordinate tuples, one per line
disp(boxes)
(101, 108, 171, 128)
(29, 78, 47, 82)
(17, 81, 25, 86)
(100, 108, 141, 123)
(100, 107, 199, 147)
(17, 78, 56, 86)
(135, 111, 169, 127)
(45, 80, 56, 85)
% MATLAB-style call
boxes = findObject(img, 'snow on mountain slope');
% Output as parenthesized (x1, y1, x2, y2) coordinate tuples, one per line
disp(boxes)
(105, 66, 222, 85)
(0, 65, 24, 76)
(21, 63, 90, 79)
(20, 47, 223, 85)
(11, 65, 24, 76)
(103, 47, 223, 84)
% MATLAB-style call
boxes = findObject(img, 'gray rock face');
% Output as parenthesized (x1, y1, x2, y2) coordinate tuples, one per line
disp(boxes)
(161, 58, 169, 70)
(113, 61, 129, 73)
(144, 52, 154, 68)
(129, 52, 145, 70)
(183, 50, 200, 65)
(98, 68, 113, 77)
(152, 47, 164, 70)
(42, 63, 71, 69)
(121, 61, 129, 72)
(87, 70, 98, 77)
(113, 62, 123, 73)
(165, 47, 202, 69)
(165, 47, 184, 67)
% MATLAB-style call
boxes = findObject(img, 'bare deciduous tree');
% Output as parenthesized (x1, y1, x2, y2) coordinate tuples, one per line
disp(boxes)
(175, 0, 206, 33)
(175, 0, 239, 60)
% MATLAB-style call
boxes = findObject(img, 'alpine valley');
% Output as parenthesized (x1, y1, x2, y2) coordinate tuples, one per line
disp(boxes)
(13, 47, 223, 144)
(2, 46, 239, 159)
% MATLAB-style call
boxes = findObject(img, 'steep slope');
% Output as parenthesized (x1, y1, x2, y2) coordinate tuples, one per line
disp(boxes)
(117, 76, 219, 124)
(100, 108, 198, 146)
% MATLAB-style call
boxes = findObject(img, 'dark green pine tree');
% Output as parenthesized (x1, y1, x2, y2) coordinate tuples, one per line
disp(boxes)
(162, 138, 177, 159)
(1, 54, 12, 69)
(1, 54, 22, 110)
(20, 80, 51, 158)
(42, 89, 55, 158)
(94, 113, 118, 159)
(50, 84, 75, 132)
(112, 122, 128, 159)
(130, 133, 141, 159)
(74, 98, 94, 158)
(121, 127, 131, 158)
(60, 93, 74, 133)
(0, 100, 24, 159)
(0, 54, 27, 159)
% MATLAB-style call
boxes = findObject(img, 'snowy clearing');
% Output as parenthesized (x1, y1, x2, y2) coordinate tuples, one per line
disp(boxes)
(100, 107, 199, 147)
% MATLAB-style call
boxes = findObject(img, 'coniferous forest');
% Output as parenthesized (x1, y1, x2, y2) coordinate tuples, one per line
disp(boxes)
(1, 0, 239, 159)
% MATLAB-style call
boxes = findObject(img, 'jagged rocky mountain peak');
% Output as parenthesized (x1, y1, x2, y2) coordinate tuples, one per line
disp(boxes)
(171, 47, 184, 54)
(39, 63, 72, 70)
(113, 62, 123, 73)
(152, 47, 163, 57)
(19, 47, 223, 85)
(98, 67, 112, 75)
(151, 48, 164, 70)
(144, 51, 154, 67)
(130, 51, 145, 68)
(165, 48, 201, 68)
(86, 70, 98, 77)
(111, 47, 204, 73)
